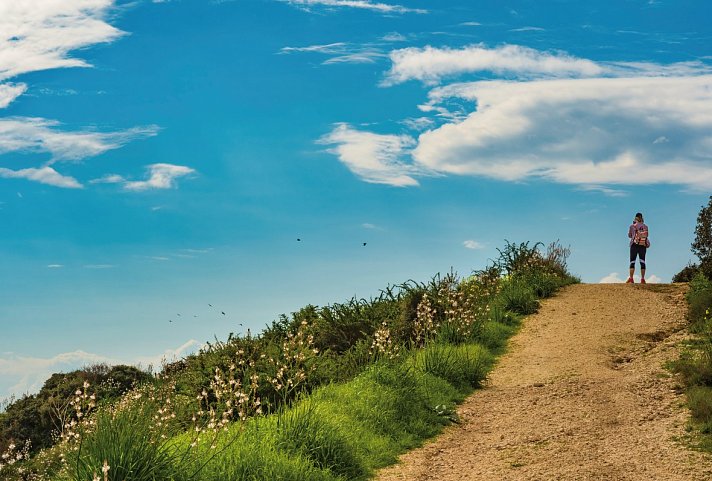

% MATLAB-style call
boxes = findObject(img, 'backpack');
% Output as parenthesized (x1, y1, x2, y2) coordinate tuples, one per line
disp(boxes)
(633, 224, 649, 246)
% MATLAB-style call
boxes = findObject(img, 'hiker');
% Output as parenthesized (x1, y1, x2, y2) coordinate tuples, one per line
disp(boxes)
(627, 212, 650, 284)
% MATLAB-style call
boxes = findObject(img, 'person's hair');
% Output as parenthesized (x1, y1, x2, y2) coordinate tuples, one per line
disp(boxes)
(635, 212, 644, 222)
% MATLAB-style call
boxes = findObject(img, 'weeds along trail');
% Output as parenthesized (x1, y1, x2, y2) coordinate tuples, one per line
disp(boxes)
(376, 283, 712, 481)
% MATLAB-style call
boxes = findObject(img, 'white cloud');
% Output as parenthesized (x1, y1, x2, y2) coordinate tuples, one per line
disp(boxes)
(0, 166, 82, 188)
(0, 0, 124, 84)
(123, 163, 196, 191)
(413, 75, 712, 190)
(599, 272, 625, 283)
(510, 26, 545, 32)
(280, 42, 347, 54)
(281, 0, 427, 14)
(0, 83, 26, 108)
(318, 123, 421, 186)
(324, 45, 712, 191)
(599, 272, 662, 283)
(383, 44, 605, 86)
(132, 339, 203, 370)
(382, 32, 407, 42)
(362, 223, 377, 229)
(401, 116, 435, 131)
(0, 340, 203, 402)
(577, 185, 628, 197)
(47, 264, 63, 268)
(0, 350, 118, 400)
(463, 240, 485, 249)
(90, 174, 125, 184)
(381, 44, 712, 86)
(0, 118, 159, 162)
(281, 42, 387, 65)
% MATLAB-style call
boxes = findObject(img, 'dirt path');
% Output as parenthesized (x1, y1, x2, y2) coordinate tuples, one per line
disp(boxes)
(376, 284, 712, 481)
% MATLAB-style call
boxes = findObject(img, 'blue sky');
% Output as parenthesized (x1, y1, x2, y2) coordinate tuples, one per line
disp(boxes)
(1, 0, 711, 403)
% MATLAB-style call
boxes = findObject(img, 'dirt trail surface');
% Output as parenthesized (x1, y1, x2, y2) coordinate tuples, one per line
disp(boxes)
(376, 284, 712, 481)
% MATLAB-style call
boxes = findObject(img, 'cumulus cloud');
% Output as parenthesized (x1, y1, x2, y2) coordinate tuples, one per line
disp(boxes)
(318, 123, 421, 186)
(0, 166, 82, 188)
(599, 273, 662, 283)
(281, 0, 426, 14)
(463, 240, 485, 249)
(413, 75, 712, 190)
(122, 163, 196, 191)
(324, 44, 712, 191)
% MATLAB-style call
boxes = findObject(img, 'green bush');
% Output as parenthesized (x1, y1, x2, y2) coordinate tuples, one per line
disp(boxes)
(413, 343, 492, 390)
(688, 386, 712, 434)
(499, 279, 539, 315)
(68, 400, 184, 481)
(274, 401, 365, 479)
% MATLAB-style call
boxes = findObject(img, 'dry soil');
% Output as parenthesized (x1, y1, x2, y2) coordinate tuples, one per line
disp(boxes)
(376, 283, 712, 481)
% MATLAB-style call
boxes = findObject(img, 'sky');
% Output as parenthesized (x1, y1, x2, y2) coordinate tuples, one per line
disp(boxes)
(1, 0, 711, 403)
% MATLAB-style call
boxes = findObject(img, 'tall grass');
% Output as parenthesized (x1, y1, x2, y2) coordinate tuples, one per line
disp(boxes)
(670, 272, 712, 451)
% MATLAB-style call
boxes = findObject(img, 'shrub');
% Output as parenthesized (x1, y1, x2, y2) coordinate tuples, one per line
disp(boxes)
(498, 279, 539, 315)
(413, 343, 492, 390)
(692, 196, 712, 279)
(274, 401, 365, 479)
(688, 386, 712, 433)
(673, 262, 700, 283)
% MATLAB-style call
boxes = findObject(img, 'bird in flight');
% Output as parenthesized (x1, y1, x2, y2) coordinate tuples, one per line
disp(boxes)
(363, 242, 367, 246)
(297, 238, 301, 242)
(222, 311, 226, 315)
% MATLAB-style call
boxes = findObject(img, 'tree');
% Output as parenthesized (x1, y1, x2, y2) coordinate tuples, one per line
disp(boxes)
(692, 196, 712, 278)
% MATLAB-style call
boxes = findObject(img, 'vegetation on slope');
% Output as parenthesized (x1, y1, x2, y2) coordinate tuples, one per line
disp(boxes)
(0, 240, 577, 481)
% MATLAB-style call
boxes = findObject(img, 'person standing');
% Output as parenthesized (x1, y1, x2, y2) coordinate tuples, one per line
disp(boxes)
(627, 212, 650, 284)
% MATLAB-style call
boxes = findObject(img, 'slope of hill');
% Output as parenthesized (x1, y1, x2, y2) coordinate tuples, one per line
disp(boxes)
(377, 284, 712, 481)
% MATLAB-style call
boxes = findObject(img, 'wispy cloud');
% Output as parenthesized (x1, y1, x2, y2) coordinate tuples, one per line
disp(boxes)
(0, 340, 204, 401)
(0, 0, 124, 84)
(318, 123, 421, 187)
(463, 240, 485, 250)
(0, 166, 82, 188)
(381, 43, 712, 86)
(0, 83, 27, 108)
(47, 264, 64, 268)
(91, 164, 196, 191)
(0, 350, 118, 400)
(280, 0, 427, 14)
(0, 118, 159, 162)
(382, 44, 605, 86)
(0, 1, 167, 190)
(124, 164, 196, 191)
(280, 42, 387, 65)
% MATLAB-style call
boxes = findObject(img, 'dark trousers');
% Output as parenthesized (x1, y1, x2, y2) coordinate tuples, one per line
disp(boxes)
(630, 244, 647, 269)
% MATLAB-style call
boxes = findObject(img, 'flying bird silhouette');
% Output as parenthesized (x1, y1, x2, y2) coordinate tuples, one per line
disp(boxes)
(297, 238, 301, 242)
(363, 242, 367, 246)
(222, 311, 226, 315)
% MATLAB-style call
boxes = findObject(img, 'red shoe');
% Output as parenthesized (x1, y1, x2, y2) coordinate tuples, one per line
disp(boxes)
(626, 277, 634, 284)
(640, 278, 646, 284)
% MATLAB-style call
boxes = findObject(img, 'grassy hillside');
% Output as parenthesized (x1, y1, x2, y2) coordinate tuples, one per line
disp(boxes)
(1, 241, 578, 481)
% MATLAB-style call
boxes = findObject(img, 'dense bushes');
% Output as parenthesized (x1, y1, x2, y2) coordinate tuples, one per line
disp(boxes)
(671, 273, 712, 446)
(0, 365, 151, 454)
(1, 240, 577, 481)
